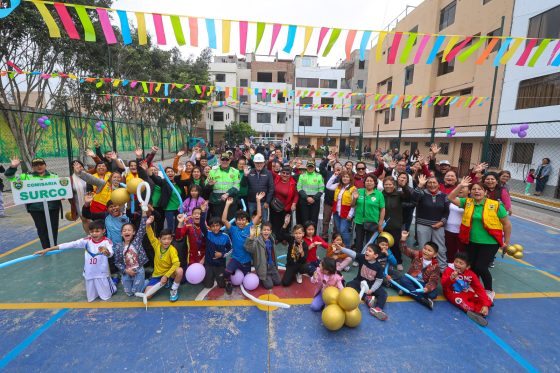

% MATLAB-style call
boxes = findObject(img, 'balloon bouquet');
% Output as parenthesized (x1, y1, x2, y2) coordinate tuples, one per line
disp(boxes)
(511, 124, 529, 138)
(37, 115, 51, 129)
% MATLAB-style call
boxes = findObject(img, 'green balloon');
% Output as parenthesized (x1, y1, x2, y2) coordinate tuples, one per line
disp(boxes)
(44, 119, 51, 125)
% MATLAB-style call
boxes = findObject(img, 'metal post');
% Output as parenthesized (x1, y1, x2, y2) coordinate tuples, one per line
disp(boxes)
(339, 102, 343, 154)
(63, 103, 74, 176)
(108, 46, 117, 152)
(375, 121, 380, 151)
(430, 89, 442, 143)
(481, 16, 505, 163)
(43, 200, 55, 248)
(357, 89, 365, 160)
(397, 73, 407, 150)
(160, 117, 164, 161)
(140, 116, 145, 158)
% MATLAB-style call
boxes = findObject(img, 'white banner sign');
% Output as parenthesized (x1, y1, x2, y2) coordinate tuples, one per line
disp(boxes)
(11, 177, 73, 205)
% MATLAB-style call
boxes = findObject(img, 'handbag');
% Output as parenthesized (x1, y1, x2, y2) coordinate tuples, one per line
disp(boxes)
(271, 197, 285, 212)
(361, 190, 378, 233)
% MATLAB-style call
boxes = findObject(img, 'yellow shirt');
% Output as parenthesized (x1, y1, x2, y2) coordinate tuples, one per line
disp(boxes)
(147, 226, 180, 278)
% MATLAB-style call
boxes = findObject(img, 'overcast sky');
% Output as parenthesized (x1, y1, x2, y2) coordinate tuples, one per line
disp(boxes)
(113, 0, 424, 65)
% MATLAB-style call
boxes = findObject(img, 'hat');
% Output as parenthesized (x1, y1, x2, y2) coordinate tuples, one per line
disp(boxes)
(253, 153, 265, 163)
(307, 161, 315, 167)
(439, 160, 451, 166)
(220, 153, 231, 160)
(281, 165, 292, 173)
(31, 158, 46, 165)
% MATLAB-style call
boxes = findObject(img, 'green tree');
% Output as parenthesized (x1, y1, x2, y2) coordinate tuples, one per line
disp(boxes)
(224, 121, 257, 146)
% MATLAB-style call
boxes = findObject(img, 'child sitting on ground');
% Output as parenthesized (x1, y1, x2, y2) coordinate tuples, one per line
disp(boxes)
(303, 222, 329, 279)
(310, 257, 344, 311)
(222, 192, 264, 294)
(326, 233, 353, 272)
(245, 222, 281, 289)
(336, 244, 388, 321)
(442, 252, 492, 326)
(199, 202, 232, 289)
(34, 220, 116, 302)
(398, 231, 440, 310)
(114, 215, 150, 296)
(142, 218, 183, 302)
(376, 236, 398, 286)
(278, 219, 309, 287)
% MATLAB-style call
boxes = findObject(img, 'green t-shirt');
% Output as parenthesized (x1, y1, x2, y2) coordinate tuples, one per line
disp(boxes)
(151, 185, 161, 208)
(166, 184, 182, 211)
(354, 189, 385, 225)
(459, 198, 507, 244)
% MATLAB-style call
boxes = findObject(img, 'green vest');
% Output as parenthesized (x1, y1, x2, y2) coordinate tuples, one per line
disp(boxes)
(297, 171, 324, 195)
(209, 167, 240, 195)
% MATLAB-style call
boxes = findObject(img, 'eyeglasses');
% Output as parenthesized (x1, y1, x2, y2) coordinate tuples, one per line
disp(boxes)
(281, 172, 290, 175)
(356, 167, 366, 170)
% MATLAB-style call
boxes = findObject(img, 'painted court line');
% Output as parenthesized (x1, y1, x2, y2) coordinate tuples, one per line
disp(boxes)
(511, 214, 560, 231)
(0, 308, 69, 370)
(0, 292, 558, 310)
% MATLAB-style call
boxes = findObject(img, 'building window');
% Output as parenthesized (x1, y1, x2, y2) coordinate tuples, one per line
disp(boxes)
(278, 71, 286, 83)
(439, 142, 450, 155)
(257, 113, 271, 123)
(387, 79, 393, 94)
(213, 112, 224, 122)
(257, 72, 273, 82)
(336, 116, 349, 121)
(239, 95, 249, 103)
(390, 108, 395, 121)
(299, 116, 313, 126)
(527, 5, 560, 41)
(239, 79, 248, 87)
(437, 53, 455, 76)
(405, 65, 414, 86)
(358, 60, 365, 69)
(415, 105, 422, 117)
(409, 26, 418, 45)
(483, 0, 492, 4)
(277, 112, 286, 124)
(215, 73, 226, 82)
(460, 88, 473, 96)
(516, 72, 560, 109)
(298, 137, 311, 146)
(320, 79, 338, 89)
(434, 104, 450, 118)
(296, 78, 319, 88)
(402, 107, 410, 119)
(384, 110, 390, 124)
(511, 143, 535, 164)
(320, 117, 333, 127)
(216, 92, 226, 101)
(321, 97, 334, 105)
(439, 1, 456, 31)
(240, 114, 249, 123)
(299, 97, 313, 105)
(355, 118, 361, 127)
(486, 27, 502, 52)
(277, 92, 286, 103)
(357, 80, 364, 89)
(257, 93, 272, 103)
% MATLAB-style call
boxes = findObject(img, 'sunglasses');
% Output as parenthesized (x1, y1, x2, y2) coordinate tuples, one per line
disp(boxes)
(356, 167, 366, 170)
(221, 158, 230, 161)
(281, 171, 290, 175)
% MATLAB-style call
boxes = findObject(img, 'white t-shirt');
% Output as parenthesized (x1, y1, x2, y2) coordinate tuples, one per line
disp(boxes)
(59, 237, 113, 280)
(445, 203, 464, 234)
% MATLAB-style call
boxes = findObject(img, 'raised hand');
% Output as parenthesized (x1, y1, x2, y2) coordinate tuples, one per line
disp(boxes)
(388, 160, 397, 169)
(417, 155, 426, 165)
(200, 201, 208, 212)
(249, 225, 257, 238)
(473, 162, 488, 173)
(244, 165, 250, 176)
(146, 215, 155, 225)
(176, 214, 186, 223)
(134, 148, 143, 158)
(84, 192, 94, 205)
(430, 144, 441, 155)
(93, 140, 100, 148)
(225, 196, 234, 205)
(459, 176, 472, 188)
(206, 177, 216, 186)
(139, 160, 148, 171)
(151, 146, 159, 153)
(176, 149, 186, 158)
(401, 230, 409, 241)
(256, 191, 265, 201)
(86, 149, 95, 158)
(418, 174, 427, 188)
(10, 156, 20, 168)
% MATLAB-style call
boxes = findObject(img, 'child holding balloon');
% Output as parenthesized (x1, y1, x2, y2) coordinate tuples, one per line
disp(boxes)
(310, 257, 344, 311)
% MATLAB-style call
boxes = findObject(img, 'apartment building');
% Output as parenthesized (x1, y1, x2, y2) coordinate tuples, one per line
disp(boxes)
(364, 0, 514, 176)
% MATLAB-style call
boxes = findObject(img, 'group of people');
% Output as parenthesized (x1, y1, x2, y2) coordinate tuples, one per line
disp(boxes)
(4, 140, 521, 326)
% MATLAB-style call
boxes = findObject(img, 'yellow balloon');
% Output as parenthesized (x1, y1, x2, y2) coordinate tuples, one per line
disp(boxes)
(322, 286, 340, 306)
(379, 231, 395, 247)
(110, 188, 130, 205)
(506, 245, 517, 256)
(64, 211, 77, 221)
(513, 251, 524, 259)
(344, 308, 362, 328)
(321, 304, 345, 331)
(126, 178, 145, 195)
(513, 244, 524, 253)
(337, 287, 360, 311)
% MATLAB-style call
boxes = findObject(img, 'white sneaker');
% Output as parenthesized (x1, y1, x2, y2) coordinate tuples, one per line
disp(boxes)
(486, 290, 496, 303)
(296, 273, 303, 284)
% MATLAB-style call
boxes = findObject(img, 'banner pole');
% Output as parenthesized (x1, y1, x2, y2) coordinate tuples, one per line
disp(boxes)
(43, 201, 55, 248)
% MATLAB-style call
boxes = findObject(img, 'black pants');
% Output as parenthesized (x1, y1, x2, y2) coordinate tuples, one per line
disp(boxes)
(347, 279, 388, 309)
(354, 223, 375, 254)
(402, 207, 414, 231)
(209, 200, 236, 221)
(297, 199, 320, 225)
(386, 227, 403, 264)
(282, 263, 306, 286)
(270, 208, 289, 241)
(203, 264, 226, 288)
(466, 242, 499, 291)
(30, 208, 60, 249)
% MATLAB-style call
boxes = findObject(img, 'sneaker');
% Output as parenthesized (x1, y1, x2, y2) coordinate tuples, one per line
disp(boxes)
(369, 307, 388, 321)
(169, 289, 179, 302)
(111, 276, 120, 286)
(225, 282, 233, 294)
(352, 261, 359, 267)
(344, 266, 351, 272)
(419, 297, 434, 310)
(364, 295, 376, 308)
(396, 264, 404, 271)
(486, 290, 496, 303)
(296, 273, 303, 284)
(467, 311, 488, 327)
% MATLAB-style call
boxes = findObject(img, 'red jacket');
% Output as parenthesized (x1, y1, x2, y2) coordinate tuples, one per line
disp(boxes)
(400, 240, 440, 293)
(304, 235, 329, 263)
(175, 223, 206, 265)
(441, 266, 492, 307)
(273, 175, 299, 212)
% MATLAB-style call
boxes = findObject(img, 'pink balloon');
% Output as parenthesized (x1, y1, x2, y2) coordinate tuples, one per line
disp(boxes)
(518, 131, 527, 138)
(520, 123, 529, 131)
(230, 270, 245, 286)
(511, 127, 519, 134)
(185, 263, 206, 284)
(242, 273, 260, 291)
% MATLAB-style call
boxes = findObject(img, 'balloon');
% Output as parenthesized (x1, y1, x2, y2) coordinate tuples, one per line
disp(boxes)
(110, 188, 130, 205)
(101, 124, 106, 129)
(447, 133, 453, 138)
(520, 123, 529, 131)
(126, 178, 145, 195)
(337, 287, 360, 311)
(513, 244, 524, 252)
(379, 231, 395, 247)
(231, 270, 245, 286)
(518, 131, 527, 138)
(506, 245, 517, 256)
(513, 251, 524, 259)
(321, 304, 345, 331)
(37, 118, 45, 125)
(511, 127, 519, 134)
(242, 273, 260, 291)
(185, 263, 206, 284)
(344, 308, 362, 328)
(64, 211, 78, 221)
(44, 119, 51, 126)
(322, 286, 340, 305)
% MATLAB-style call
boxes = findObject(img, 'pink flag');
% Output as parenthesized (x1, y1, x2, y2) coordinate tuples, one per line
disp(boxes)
(96, 8, 117, 44)
(239, 21, 248, 55)
(413, 35, 431, 64)
(54, 3, 80, 40)
(153, 14, 167, 45)
(345, 30, 357, 60)
(387, 32, 403, 64)
(317, 27, 330, 54)
(516, 39, 538, 66)
(269, 24, 282, 55)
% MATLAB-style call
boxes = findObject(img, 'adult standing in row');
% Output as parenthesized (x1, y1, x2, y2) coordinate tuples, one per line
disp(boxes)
(5, 156, 62, 249)
(352, 174, 385, 254)
(269, 166, 298, 240)
(382, 176, 405, 270)
(246, 153, 274, 222)
(296, 161, 324, 225)
(319, 157, 340, 240)
(208, 153, 240, 221)
(326, 170, 356, 249)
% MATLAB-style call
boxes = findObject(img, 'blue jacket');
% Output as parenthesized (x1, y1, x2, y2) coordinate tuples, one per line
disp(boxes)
(200, 212, 232, 266)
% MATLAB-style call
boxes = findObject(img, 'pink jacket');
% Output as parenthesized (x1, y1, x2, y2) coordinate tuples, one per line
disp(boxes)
(311, 268, 344, 293)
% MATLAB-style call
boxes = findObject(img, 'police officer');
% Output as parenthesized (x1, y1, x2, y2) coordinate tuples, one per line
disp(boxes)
(207, 153, 240, 220)
(4, 156, 62, 249)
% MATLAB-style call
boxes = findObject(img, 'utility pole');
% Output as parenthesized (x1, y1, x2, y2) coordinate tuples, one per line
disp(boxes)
(430, 89, 443, 143)
(108, 45, 117, 152)
(397, 70, 407, 150)
(357, 87, 366, 160)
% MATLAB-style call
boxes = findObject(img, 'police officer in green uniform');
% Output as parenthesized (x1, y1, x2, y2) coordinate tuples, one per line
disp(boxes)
(4, 156, 62, 249)
(208, 153, 240, 220)
(296, 160, 324, 225)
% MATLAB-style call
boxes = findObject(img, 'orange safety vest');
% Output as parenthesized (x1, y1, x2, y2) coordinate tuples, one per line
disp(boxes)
(332, 185, 356, 219)
(459, 198, 504, 246)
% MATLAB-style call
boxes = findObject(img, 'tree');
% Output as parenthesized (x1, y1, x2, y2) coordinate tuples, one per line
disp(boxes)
(224, 121, 257, 146)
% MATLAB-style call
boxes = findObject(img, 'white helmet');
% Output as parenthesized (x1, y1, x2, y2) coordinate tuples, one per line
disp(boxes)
(253, 153, 265, 163)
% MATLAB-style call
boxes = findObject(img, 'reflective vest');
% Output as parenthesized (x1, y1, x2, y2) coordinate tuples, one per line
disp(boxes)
(209, 167, 240, 195)
(332, 185, 356, 218)
(297, 172, 324, 196)
(459, 198, 504, 246)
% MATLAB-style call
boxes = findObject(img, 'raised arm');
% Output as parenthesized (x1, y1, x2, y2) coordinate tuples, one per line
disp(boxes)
(222, 197, 233, 230)
(447, 176, 471, 207)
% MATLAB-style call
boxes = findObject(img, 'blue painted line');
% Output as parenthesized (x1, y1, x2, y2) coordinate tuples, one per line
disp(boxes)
(495, 258, 560, 277)
(477, 324, 538, 373)
(0, 308, 69, 370)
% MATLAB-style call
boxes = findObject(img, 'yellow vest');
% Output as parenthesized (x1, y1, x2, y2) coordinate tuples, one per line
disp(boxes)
(92, 172, 112, 207)
(459, 198, 503, 245)
(332, 185, 356, 218)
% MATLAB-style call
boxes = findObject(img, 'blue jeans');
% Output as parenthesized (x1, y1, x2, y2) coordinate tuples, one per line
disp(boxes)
(398, 275, 438, 301)
(122, 267, 146, 296)
(333, 213, 352, 248)
(164, 210, 177, 231)
(248, 201, 269, 222)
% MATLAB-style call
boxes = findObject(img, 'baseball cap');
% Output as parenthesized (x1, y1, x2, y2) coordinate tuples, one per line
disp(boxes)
(253, 153, 265, 163)
(439, 160, 451, 166)
(31, 158, 46, 165)
(307, 161, 315, 167)
(220, 153, 231, 160)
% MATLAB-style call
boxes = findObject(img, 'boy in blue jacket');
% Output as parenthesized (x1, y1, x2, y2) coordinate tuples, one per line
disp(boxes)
(200, 201, 232, 289)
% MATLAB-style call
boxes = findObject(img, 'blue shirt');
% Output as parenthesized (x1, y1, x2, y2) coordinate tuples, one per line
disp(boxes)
(228, 222, 253, 264)
(105, 214, 130, 244)
(265, 238, 273, 265)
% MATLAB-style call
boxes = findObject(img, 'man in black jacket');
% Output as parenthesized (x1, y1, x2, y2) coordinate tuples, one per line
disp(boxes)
(246, 153, 274, 222)
(319, 155, 341, 240)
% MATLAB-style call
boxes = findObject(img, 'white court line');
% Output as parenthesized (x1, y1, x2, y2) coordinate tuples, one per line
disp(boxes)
(512, 214, 560, 231)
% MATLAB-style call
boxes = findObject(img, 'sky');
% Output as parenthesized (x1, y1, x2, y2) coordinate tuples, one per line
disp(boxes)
(113, 0, 425, 66)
